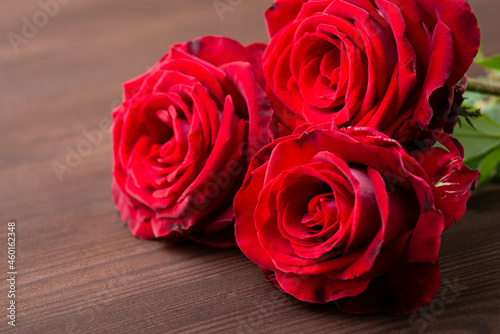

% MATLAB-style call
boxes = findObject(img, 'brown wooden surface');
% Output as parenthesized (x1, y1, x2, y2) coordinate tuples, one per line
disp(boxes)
(1, 1, 499, 333)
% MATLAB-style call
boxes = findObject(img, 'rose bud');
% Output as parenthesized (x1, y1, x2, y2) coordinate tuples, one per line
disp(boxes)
(262, 0, 480, 141)
(112, 36, 273, 247)
(234, 124, 479, 314)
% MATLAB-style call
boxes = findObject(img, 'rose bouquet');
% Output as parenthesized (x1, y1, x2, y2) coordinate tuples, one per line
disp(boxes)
(111, 0, 498, 315)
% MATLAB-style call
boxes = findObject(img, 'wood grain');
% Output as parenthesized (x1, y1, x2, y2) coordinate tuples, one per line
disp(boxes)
(0, 0, 499, 333)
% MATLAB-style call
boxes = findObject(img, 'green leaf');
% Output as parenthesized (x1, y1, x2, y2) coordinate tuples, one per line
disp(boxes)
(463, 90, 500, 124)
(458, 104, 481, 129)
(463, 154, 484, 171)
(477, 146, 500, 187)
(453, 114, 500, 160)
(476, 54, 500, 71)
(463, 91, 484, 105)
(481, 102, 500, 124)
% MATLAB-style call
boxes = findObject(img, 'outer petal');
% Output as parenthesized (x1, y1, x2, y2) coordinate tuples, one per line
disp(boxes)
(274, 271, 372, 303)
(235, 168, 277, 270)
(408, 130, 480, 229)
(416, 0, 480, 85)
(265, 0, 309, 38)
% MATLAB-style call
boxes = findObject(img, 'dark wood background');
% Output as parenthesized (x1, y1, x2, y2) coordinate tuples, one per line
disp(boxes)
(1, 1, 499, 333)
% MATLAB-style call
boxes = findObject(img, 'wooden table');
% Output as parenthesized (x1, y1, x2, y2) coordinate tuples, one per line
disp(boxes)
(1, 1, 499, 333)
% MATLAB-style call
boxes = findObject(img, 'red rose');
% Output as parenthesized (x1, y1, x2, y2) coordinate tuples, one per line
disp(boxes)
(234, 124, 479, 313)
(112, 36, 273, 247)
(262, 0, 480, 141)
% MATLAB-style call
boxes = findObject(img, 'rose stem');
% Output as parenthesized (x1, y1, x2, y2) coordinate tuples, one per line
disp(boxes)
(466, 77, 500, 97)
